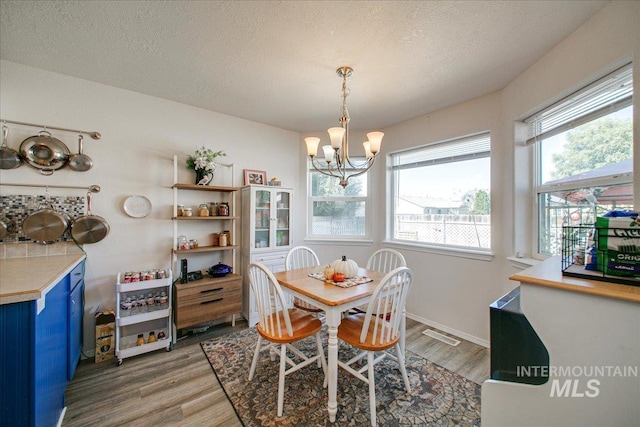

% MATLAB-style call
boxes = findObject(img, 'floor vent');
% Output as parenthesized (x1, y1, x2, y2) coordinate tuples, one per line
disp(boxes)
(422, 329, 461, 346)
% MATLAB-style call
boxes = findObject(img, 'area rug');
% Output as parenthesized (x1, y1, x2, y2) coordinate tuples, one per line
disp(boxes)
(201, 327, 481, 426)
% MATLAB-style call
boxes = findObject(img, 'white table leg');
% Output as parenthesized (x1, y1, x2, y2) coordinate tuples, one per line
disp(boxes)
(325, 309, 341, 422)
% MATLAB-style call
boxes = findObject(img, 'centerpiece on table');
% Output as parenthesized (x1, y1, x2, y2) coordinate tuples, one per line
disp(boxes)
(186, 146, 226, 185)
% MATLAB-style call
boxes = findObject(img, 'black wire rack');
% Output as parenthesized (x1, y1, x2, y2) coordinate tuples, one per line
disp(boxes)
(561, 225, 640, 287)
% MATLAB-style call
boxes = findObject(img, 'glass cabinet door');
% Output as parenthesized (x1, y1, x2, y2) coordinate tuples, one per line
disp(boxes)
(275, 191, 290, 247)
(254, 189, 271, 248)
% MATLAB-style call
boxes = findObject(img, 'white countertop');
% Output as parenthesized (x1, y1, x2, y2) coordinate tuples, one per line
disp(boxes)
(0, 254, 85, 305)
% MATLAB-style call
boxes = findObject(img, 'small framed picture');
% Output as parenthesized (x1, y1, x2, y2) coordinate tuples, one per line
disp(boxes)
(244, 169, 267, 186)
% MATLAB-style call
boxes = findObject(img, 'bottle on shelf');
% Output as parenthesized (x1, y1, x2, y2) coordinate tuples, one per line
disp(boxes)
(219, 202, 229, 216)
(148, 331, 157, 343)
(198, 204, 210, 217)
(178, 235, 189, 250)
(136, 334, 144, 346)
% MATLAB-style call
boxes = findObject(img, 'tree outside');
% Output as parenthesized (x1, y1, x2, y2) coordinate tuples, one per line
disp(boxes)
(551, 116, 632, 179)
(471, 189, 491, 214)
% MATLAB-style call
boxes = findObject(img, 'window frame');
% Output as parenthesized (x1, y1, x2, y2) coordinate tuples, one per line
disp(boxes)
(306, 158, 373, 242)
(387, 131, 493, 259)
(526, 63, 634, 258)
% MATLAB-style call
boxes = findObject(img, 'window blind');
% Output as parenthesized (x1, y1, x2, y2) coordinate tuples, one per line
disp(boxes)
(391, 132, 490, 170)
(524, 63, 633, 145)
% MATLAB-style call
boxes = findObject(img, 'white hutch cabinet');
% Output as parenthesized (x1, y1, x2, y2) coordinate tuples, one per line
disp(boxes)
(241, 185, 293, 326)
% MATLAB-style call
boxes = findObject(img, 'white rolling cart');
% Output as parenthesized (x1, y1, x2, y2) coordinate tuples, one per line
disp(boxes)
(115, 270, 173, 365)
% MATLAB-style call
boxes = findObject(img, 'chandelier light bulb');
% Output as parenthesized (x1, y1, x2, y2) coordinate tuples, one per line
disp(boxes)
(363, 141, 373, 159)
(322, 145, 335, 163)
(366, 131, 384, 154)
(305, 137, 321, 157)
(328, 127, 346, 149)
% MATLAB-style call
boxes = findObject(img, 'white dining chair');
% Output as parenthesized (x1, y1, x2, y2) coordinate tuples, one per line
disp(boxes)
(285, 246, 324, 316)
(247, 262, 327, 417)
(367, 248, 407, 273)
(351, 248, 407, 315)
(337, 266, 413, 427)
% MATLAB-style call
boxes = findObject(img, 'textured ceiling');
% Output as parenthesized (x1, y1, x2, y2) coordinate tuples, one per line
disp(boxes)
(0, 1, 609, 132)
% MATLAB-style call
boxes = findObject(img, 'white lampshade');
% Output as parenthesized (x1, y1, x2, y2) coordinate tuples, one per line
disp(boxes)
(304, 137, 321, 157)
(363, 141, 373, 159)
(322, 145, 334, 163)
(366, 131, 384, 154)
(328, 127, 346, 149)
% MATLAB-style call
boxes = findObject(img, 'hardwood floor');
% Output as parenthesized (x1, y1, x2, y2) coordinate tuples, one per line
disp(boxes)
(63, 318, 489, 426)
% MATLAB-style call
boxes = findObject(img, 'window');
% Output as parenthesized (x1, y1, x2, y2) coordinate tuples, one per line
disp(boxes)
(526, 63, 633, 256)
(307, 162, 370, 239)
(390, 132, 491, 251)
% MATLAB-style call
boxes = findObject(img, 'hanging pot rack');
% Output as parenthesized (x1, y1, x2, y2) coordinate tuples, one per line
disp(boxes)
(0, 183, 101, 193)
(0, 118, 101, 140)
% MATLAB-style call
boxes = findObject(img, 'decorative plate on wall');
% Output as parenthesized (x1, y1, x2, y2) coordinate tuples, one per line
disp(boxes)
(123, 195, 152, 218)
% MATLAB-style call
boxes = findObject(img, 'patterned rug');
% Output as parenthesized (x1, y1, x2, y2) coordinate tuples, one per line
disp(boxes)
(201, 327, 481, 426)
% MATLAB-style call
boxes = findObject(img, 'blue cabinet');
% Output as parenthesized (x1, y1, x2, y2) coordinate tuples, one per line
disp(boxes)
(0, 259, 84, 427)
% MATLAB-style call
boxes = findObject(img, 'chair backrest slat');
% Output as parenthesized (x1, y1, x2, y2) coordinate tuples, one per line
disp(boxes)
(285, 246, 320, 270)
(248, 262, 292, 338)
(366, 249, 406, 274)
(360, 267, 412, 346)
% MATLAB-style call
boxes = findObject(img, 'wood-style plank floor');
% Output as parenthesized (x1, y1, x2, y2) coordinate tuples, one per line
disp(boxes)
(63, 318, 489, 426)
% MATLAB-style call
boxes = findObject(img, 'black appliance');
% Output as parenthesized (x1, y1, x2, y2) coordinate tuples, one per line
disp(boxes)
(489, 286, 549, 385)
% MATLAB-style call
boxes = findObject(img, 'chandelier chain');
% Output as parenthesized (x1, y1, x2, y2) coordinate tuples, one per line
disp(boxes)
(341, 74, 350, 119)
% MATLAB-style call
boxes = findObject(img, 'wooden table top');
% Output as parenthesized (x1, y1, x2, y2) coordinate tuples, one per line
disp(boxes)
(273, 267, 385, 307)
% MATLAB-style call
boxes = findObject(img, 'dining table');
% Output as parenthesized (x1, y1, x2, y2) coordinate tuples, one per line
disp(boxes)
(273, 265, 405, 423)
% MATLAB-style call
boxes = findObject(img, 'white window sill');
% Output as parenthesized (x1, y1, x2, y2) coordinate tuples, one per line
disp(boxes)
(507, 256, 543, 270)
(303, 238, 374, 246)
(383, 240, 494, 261)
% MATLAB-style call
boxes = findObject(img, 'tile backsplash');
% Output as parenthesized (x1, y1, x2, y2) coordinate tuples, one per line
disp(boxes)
(0, 194, 85, 245)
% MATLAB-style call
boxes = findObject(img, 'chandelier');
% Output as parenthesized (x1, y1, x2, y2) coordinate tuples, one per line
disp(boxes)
(304, 66, 383, 188)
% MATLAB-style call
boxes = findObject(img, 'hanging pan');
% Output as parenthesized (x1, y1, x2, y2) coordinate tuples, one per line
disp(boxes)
(0, 125, 23, 170)
(0, 215, 16, 239)
(68, 134, 93, 172)
(71, 192, 110, 244)
(19, 130, 70, 175)
(22, 198, 71, 244)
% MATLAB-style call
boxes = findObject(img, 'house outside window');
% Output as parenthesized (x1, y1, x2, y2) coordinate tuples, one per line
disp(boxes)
(389, 132, 491, 251)
(307, 163, 370, 240)
(526, 63, 634, 256)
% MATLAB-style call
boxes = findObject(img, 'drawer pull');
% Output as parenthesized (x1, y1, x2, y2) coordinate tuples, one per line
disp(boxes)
(201, 298, 223, 305)
(200, 287, 223, 294)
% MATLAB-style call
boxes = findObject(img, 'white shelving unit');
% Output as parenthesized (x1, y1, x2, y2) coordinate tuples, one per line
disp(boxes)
(115, 271, 173, 365)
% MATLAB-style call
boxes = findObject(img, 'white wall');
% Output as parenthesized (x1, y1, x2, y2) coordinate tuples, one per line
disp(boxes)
(0, 60, 302, 351)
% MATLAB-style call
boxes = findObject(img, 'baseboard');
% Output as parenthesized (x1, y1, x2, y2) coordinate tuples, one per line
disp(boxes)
(57, 406, 67, 427)
(407, 312, 489, 348)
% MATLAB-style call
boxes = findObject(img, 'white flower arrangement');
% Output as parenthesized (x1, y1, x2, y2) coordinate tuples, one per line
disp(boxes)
(186, 146, 226, 172)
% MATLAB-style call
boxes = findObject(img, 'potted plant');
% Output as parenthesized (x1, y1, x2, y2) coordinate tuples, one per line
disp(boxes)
(186, 147, 226, 185)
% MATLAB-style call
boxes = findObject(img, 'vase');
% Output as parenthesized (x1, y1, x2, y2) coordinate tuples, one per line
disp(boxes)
(195, 169, 213, 185)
